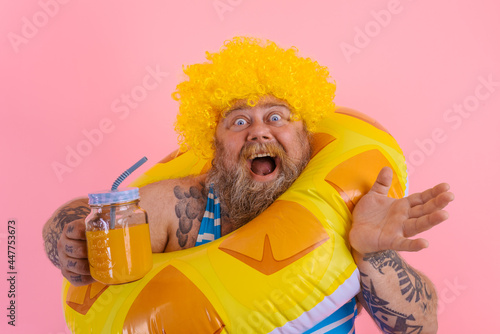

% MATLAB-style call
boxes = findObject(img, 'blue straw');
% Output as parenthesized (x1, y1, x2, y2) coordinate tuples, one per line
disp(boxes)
(110, 156, 148, 229)
(112, 156, 148, 190)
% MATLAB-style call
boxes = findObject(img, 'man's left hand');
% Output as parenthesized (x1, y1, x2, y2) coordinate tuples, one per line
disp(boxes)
(349, 167, 454, 255)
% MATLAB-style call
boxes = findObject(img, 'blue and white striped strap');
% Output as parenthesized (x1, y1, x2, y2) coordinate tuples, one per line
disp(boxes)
(195, 184, 221, 246)
(303, 297, 358, 334)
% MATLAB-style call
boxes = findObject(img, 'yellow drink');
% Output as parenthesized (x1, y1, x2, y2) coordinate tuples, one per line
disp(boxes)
(86, 224, 153, 284)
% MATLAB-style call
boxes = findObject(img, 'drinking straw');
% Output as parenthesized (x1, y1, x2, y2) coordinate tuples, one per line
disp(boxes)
(111, 156, 148, 190)
(110, 156, 148, 229)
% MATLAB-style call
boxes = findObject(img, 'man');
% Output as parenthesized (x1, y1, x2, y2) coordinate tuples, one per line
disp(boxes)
(43, 37, 453, 333)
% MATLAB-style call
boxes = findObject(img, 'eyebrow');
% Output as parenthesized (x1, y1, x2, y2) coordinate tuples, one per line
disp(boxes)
(226, 103, 290, 115)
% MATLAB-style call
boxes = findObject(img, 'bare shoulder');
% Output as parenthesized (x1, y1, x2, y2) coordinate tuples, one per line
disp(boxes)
(139, 174, 208, 253)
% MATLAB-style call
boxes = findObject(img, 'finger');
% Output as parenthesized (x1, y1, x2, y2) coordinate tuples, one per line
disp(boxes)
(369, 166, 393, 196)
(407, 183, 450, 206)
(57, 237, 88, 259)
(408, 191, 454, 218)
(404, 210, 449, 237)
(63, 219, 87, 240)
(59, 252, 91, 275)
(392, 237, 429, 252)
(62, 268, 95, 287)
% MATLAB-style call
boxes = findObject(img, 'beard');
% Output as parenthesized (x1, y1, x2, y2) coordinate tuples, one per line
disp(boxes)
(206, 134, 312, 229)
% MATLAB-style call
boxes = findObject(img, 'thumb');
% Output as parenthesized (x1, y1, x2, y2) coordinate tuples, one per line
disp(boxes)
(369, 166, 393, 196)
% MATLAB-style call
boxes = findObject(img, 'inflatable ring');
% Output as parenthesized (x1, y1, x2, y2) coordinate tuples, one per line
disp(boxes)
(62, 107, 407, 333)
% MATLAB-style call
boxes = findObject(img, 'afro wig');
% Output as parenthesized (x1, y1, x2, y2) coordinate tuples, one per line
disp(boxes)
(173, 36, 336, 158)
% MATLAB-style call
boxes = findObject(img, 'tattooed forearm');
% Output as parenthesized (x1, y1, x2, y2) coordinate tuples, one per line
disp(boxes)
(360, 271, 423, 334)
(173, 184, 206, 248)
(356, 250, 437, 332)
(363, 250, 433, 304)
(70, 275, 83, 283)
(42, 204, 90, 268)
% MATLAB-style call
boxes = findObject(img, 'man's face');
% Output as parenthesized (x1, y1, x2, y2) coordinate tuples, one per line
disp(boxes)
(207, 95, 311, 228)
(214, 95, 310, 182)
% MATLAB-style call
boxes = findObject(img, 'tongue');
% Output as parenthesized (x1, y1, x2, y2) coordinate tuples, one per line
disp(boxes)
(251, 157, 276, 176)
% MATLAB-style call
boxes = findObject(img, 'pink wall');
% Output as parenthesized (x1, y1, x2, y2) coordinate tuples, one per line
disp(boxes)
(1, 0, 498, 332)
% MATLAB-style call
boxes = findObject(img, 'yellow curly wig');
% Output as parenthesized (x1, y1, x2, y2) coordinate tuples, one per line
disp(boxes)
(172, 36, 336, 158)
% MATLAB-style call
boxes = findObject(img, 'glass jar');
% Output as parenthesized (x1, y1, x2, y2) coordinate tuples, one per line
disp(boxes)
(85, 188, 153, 284)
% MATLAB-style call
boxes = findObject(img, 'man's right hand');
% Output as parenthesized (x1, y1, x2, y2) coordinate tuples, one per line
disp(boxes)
(57, 219, 95, 286)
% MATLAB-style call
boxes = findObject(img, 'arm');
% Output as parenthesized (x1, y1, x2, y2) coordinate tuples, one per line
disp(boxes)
(42, 190, 172, 286)
(42, 175, 207, 286)
(354, 250, 437, 334)
(350, 167, 454, 334)
(42, 197, 94, 286)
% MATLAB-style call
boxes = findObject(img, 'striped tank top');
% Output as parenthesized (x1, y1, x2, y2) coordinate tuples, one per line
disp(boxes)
(196, 185, 358, 333)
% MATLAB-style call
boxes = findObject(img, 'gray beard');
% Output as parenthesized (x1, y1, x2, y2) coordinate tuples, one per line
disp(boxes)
(206, 139, 311, 229)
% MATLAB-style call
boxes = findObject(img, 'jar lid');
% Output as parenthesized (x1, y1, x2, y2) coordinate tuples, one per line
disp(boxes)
(88, 188, 140, 205)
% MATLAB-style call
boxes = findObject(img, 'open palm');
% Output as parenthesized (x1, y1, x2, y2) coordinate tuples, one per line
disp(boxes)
(349, 167, 454, 255)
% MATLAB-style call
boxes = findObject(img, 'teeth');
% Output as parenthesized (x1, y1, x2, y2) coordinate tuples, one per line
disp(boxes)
(250, 153, 275, 159)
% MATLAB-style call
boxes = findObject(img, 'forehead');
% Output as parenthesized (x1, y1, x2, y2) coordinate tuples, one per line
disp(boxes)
(223, 95, 291, 117)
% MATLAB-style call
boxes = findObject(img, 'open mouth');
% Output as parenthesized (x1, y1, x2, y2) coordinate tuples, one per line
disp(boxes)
(249, 153, 278, 177)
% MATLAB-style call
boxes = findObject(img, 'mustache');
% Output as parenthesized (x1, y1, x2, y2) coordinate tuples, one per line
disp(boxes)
(208, 136, 311, 229)
(239, 142, 286, 161)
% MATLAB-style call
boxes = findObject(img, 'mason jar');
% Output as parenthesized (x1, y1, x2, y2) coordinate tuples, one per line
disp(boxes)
(85, 188, 153, 284)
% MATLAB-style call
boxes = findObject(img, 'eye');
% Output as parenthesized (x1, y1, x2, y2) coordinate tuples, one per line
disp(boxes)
(270, 114, 281, 122)
(234, 118, 247, 126)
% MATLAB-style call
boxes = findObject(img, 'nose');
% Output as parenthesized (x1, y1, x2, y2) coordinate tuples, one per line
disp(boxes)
(246, 121, 273, 142)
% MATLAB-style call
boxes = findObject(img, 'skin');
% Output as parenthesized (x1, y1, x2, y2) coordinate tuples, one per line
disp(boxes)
(351, 167, 453, 333)
(42, 95, 454, 334)
(216, 95, 308, 183)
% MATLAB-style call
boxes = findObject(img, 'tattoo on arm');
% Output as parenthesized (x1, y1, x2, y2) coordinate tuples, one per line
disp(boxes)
(70, 275, 83, 283)
(43, 205, 90, 268)
(360, 271, 423, 334)
(363, 250, 433, 305)
(173, 184, 206, 248)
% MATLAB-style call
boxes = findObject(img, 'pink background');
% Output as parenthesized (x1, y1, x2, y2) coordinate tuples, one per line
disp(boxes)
(1, 0, 499, 333)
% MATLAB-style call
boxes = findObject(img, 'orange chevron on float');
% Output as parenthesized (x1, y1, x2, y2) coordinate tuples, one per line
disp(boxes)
(310, 133, 336, 158)
(219, 201, 330, 275)
(123, 265, 225, 333)
(66, 282, 108, 315)
(325, 149, 405, 211)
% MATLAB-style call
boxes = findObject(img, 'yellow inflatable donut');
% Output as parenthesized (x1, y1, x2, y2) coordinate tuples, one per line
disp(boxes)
(62, 108, 407, 333)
